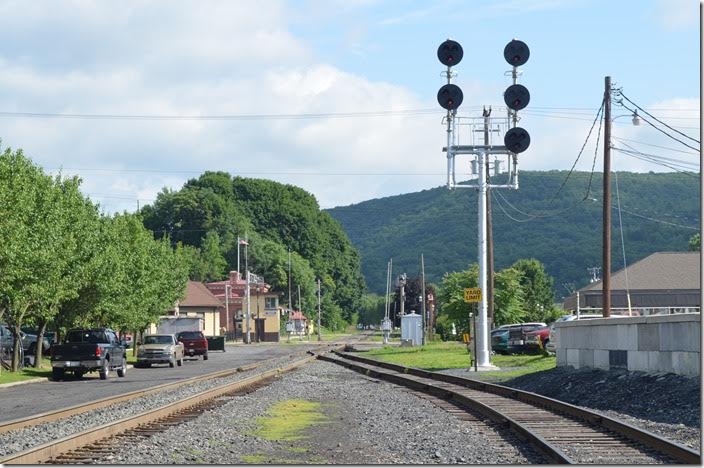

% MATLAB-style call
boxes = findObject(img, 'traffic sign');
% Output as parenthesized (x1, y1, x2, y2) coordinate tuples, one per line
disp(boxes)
(463, 288, 482, 303)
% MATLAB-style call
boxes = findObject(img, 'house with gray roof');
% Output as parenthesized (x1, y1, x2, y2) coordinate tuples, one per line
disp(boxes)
(563, 252, 700, 315)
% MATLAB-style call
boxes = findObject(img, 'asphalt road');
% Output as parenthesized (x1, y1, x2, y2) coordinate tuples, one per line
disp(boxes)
(0, 342, 321, 423)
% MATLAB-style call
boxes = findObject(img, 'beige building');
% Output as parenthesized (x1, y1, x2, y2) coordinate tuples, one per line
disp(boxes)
(168, 281, 224, 336)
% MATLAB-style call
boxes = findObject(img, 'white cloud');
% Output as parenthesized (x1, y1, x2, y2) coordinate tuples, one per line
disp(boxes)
(0, 1, 697, 215)
(652, 0, 698, 30)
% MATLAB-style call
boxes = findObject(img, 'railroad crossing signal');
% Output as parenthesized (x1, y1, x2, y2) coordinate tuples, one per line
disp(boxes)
(463, 288, 482, 303)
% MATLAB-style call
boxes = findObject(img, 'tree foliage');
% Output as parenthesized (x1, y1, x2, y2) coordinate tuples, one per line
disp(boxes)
(328, 171, 699, 300)
(141, 173, 366, 330)
(0, 148, 189, 372)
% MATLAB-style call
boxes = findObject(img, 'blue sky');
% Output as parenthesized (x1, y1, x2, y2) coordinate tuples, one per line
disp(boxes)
(0, 0, 698, 212)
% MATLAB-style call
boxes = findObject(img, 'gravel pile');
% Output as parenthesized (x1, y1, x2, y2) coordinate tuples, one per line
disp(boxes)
(0, 353, 307, 458)
(95, 360, 542, 464)
(444, 365, 701, 452)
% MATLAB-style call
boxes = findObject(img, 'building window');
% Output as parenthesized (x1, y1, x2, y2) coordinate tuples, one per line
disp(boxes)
(265, 297, 277, 309)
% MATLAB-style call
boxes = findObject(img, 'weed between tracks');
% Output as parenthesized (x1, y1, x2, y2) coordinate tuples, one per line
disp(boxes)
(252, 399, 328, 441)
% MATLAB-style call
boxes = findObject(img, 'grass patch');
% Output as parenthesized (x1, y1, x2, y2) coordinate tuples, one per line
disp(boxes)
(240, 454, 267, 464)
(252, 399, 327, 441)
(364, 341, 556, 379)
(0, 360, 52, 385)
(484, 354, 556, 380)
(365, 341, 472, 370)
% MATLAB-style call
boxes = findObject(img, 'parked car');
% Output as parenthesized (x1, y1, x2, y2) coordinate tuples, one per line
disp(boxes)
(491, 328, 511, 354)
(506, 322, 547, 354)
(523, 325, 551, 353)
(544, 314, 628, 353)
(0, 324, 24, 365)
(19, 329, 52, 356)
(136, 334, 184, 368)
(50, 328, 127, 380)
(176, 331, 209, 360)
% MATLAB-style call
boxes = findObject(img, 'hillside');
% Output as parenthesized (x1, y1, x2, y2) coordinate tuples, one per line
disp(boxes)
(327, 171, 699, 299)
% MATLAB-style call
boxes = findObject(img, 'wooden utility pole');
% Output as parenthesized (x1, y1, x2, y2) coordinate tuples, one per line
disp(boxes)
(421, 254, 426, 346)
(603, 76, 612, 318)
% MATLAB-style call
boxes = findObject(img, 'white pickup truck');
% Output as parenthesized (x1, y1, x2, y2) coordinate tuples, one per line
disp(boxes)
(136, 334, 184, 368)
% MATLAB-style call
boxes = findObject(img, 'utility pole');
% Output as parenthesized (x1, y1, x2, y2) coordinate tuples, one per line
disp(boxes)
(245, 271, 251, 344)
(399, 273, 406, 319)
(382, 259, 392, 344)
(224, 284, 230, 341)
(421, 254, 426, 346)
(484, 107, 495, 332)
(288, 248, 292, 316)
(317, 279, 321, 341)
(603, 76, 612, 318)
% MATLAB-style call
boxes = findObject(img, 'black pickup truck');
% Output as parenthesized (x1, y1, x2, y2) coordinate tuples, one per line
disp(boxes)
(50, 328, 127, 380)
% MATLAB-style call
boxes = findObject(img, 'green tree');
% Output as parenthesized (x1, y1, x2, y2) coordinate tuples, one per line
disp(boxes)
(511, 258, 555, 323)
(688, 233, 700, 251)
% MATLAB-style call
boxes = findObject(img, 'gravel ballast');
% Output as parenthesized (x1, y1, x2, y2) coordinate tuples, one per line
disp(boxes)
(442, 364, 701, 452)
(93, 360, 542, 464)
(0, 353, 309, 458)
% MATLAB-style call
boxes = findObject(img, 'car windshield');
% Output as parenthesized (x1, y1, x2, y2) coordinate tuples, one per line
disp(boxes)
(178, 332, 203, 340)
(66, 330, 106, 343)
(143, 336, 173, 345)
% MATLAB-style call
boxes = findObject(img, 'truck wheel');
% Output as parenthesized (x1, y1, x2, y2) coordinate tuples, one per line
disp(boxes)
(117, 362, 126, 377)
(203, 353, 208, 361)
(169, 355, 175, 368)
(99, 360, 110, 380)
(52, 368, 65, 381)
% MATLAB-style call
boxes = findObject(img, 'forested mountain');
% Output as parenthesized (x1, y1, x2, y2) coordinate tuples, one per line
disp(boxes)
(327, 171, 699, 299)
(141, 172, 365, 329)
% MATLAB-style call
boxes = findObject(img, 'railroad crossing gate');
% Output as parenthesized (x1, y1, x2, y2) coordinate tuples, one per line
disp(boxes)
(463, 288, 482, 303)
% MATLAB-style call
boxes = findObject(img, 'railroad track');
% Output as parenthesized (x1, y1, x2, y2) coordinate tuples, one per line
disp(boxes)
(0, 333, 381, 465)
(0, 346, 339, 465)
(319, 350, 700, 465)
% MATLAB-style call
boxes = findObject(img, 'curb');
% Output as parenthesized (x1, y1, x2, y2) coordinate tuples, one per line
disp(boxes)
(0, 364, 136, 389)
(0, 377, 47, 389)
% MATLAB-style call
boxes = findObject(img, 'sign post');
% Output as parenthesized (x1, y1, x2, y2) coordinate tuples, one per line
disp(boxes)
(464, 288, 482, 371)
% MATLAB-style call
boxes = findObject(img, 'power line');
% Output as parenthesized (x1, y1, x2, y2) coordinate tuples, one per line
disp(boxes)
(616, 102, 700, 152)
(617, 90, 700, 144)
(611, 136, 699, 156)
(0, 108, 441, 121)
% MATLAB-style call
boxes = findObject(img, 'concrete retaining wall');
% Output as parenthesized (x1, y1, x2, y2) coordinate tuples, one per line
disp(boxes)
(555, 313, 700, 376)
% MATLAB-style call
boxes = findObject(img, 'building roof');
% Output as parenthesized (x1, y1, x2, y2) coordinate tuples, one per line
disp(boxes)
(563, 252, 701, 309)
(290, 311, 307, 320)
(579, 252, 700, 291)
(179, 281, 223, 308)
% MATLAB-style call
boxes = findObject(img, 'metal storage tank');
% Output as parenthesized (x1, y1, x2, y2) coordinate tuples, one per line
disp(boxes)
(401, 313, 422, 346)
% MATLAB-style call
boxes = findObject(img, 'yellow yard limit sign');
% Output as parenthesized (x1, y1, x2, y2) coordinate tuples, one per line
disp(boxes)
(463, 287, 482, 303)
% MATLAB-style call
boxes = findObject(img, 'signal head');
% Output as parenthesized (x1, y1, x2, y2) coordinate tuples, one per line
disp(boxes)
(504, 84, 530, 111)
(503, 39, 530, 67)
(437, 39, 463, 66)
(437, 84, 464, 110)
(504, 127, 531, 154)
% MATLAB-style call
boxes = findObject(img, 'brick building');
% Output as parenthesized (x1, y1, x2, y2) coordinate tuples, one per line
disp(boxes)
(206, 271, 281, 342)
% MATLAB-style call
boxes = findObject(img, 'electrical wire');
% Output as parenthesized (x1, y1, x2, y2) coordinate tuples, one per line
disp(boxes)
(616, 102, 700, 152)
(611, 136, 699, 156)
(617, 90, 700, 144)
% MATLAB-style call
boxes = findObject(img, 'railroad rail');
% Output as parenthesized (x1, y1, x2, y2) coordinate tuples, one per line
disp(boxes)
(0, 351, 321, 464)
(319, 350, 700, 465)
(0, 346, 330, 435)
